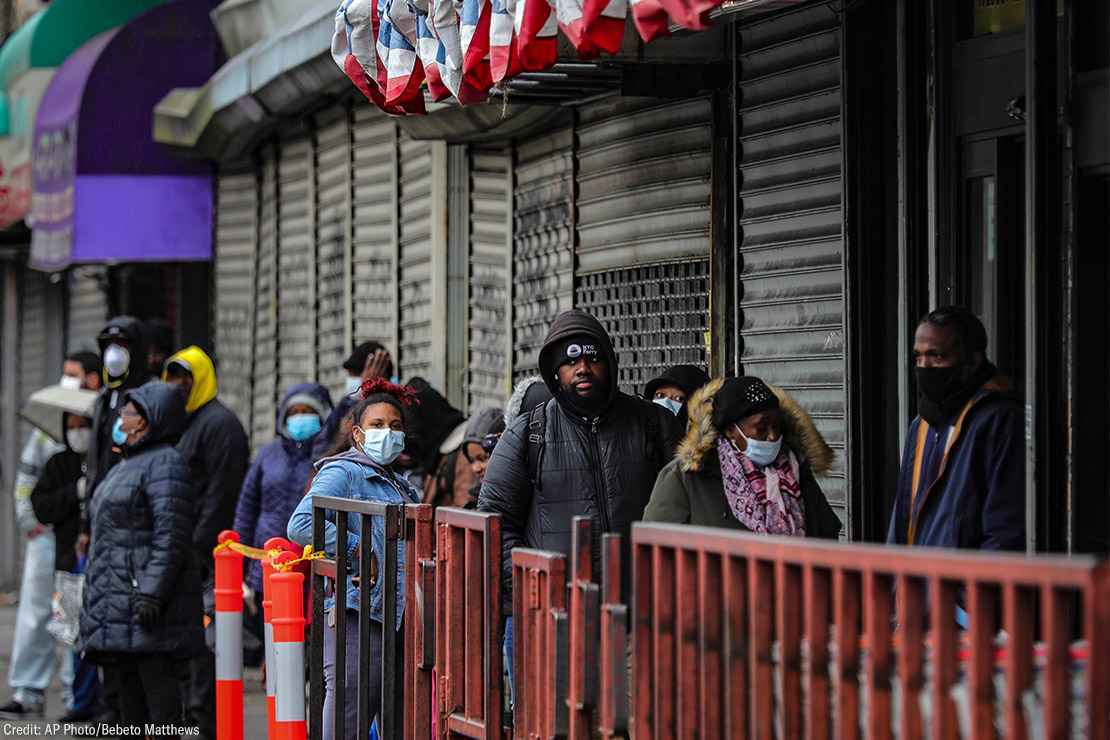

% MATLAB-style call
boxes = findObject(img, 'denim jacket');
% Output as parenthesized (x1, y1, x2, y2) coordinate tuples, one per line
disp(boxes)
(287, 451, 419, 629)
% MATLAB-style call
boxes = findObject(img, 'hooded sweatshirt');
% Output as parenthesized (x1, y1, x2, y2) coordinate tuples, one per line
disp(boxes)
(233, 383, 332, 591)
(479, 310, 679, 609)
(88, 316, 152, 492)
(165, 346, 250, 578)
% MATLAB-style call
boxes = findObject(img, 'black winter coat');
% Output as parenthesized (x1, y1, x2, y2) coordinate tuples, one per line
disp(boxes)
(80, 382, 203, 660)
(478, 310, 677, 610)
(88, 316, 151, 494)
(29, 447, 85, 573)
(176, 398, 249, 581)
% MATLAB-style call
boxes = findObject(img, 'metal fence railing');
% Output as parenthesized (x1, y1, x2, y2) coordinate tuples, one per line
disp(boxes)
(308, 495, 405, 740)
(301, 505, 1109, 740)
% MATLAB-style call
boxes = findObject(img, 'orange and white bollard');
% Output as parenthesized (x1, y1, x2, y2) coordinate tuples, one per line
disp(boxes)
(262, 538, 299, 740)
(214, 530, 244, 740)
(271, 552, 307, 740)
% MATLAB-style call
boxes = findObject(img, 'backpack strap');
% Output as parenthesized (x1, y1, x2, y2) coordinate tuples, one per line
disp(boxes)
(525, 401, 547, 492)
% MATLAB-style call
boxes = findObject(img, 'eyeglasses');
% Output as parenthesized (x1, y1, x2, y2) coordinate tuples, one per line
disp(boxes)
(118, 409, 141, 419)
(464, 433, 502, 462)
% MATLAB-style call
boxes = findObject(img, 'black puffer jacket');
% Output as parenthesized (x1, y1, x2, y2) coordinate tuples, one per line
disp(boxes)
(478, 310, 678, 609)
(80, 382, 203, 660)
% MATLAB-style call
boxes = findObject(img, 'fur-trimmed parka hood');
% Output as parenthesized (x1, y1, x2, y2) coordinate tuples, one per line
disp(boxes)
(677, 378, 835, 476)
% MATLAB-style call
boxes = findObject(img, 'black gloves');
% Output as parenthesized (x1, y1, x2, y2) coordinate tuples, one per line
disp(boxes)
(133, 593, 162, 630)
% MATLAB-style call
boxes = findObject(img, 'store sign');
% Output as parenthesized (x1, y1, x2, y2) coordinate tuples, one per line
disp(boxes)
(28, 119, 76, 269)
(0, 68, 53, 228)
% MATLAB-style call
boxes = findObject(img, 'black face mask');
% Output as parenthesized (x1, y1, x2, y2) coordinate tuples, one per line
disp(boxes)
(916, 362, 993, 427)
(916, 365, 967, 405)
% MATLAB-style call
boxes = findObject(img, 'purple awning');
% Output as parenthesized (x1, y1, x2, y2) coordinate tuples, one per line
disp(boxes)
(30, 1, 225, 271)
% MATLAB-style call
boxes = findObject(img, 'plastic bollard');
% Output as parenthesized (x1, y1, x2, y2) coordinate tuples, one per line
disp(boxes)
(271, 553, 306, 740)
(262, 538, 301, 740)
(214, 530, 244, 740)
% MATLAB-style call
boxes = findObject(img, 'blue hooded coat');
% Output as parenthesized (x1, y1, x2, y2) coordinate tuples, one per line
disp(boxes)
(886, 376, 1025, 552)
(233, 383, 332, 591)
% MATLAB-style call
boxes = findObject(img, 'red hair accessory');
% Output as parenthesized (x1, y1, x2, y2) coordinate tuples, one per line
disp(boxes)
(359, 377, 419, 407)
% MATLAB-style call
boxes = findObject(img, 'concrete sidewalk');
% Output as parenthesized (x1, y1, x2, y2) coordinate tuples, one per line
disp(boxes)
(0, 596, 269, 739)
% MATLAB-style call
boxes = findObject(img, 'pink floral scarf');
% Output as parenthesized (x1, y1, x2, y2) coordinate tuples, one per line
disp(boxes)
(717, 437, 806, 536)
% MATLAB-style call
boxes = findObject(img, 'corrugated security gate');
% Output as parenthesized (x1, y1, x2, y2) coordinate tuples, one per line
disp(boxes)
(511, 128, 575, 380)
(574, 96, 712, 395)
(213, 168, 257, 431)
(735, 1, 847, 531)
(276, 135, 316, 399)
(252, 146, 279, 451)
(66, 266, 107, 353)
(315, 108, 352, 405)
(396, 134, 446, 386)
(350, 108, 399, 366)
(467, 146, 511, 411)
(20, 271, 50, 403)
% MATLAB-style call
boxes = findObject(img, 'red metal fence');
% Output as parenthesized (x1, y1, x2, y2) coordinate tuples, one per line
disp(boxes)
(383, 511, 1110, 739)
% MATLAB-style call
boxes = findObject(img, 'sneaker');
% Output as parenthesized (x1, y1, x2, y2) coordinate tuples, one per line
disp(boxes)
(0, 699, 45, 720)
(58, 705, 99, 723)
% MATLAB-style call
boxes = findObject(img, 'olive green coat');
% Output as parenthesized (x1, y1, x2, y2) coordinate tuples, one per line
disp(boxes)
(643, 379, 842, 538)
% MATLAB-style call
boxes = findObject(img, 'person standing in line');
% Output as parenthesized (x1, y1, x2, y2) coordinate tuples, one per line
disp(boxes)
(288, 379, 421, 740)
(162, 346, 249, 740)
(79, 383, 202, 738)
(643, 376, 842, 537)
(29, 399, 103, 723)
(233, 383, 332, 613)
(0, 352, 101, 721)
(887, 307, 1025, 551)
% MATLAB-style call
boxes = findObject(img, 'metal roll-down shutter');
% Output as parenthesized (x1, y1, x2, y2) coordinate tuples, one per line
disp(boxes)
(574, 96, 713, 395)
(19, 271, 50, 405)
(214, 168, 258, 431)
(276, 135, 315, 393)
(315, 108, 352, 404)
(66, 266, 107, 354)
(736, 2, 846, 529)
(252, 147, 279, 451)
(512, 127, 574, 380)
(467, 146, 512, 411)
(350, 107, 399, 364)
(396, 134, 445, 385)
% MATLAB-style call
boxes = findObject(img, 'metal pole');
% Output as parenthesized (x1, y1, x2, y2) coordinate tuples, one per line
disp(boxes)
(1025, 0, 1059, 553)
(381, 505, 401, 739)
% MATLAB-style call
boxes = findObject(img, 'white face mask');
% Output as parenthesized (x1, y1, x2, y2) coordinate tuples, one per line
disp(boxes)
(345, 375, 362, 397)
(60, 375, 82, 391)
(356, 427, 406, 466)
(66, 428, 91, 454)
(103, 344, 130, 378)
(653, 397, 683, 416)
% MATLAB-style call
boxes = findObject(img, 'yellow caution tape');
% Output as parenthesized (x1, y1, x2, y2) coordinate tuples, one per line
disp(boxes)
(212, 539, 284, 562)
(272, 545, 327, 573)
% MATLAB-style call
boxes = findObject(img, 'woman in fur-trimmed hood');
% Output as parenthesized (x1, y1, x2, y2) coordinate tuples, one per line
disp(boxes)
(643, 376, 842, 538)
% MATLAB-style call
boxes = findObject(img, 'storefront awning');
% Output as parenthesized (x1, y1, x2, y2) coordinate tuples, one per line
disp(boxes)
(29, 1, 225, 271)
(0, 0, 181, 230)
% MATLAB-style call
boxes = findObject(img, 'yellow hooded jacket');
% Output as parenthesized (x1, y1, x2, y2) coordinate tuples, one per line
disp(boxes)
(163, 346, 218, 414)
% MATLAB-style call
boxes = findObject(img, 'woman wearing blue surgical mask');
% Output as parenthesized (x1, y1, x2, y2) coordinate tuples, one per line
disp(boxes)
(643, 376, 842, 539)
(287, 379, 420, 740)
(233, 384, 332, 623)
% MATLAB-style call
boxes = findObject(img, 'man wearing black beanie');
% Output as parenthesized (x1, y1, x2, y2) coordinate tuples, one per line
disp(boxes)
(479, 309, 678, 604)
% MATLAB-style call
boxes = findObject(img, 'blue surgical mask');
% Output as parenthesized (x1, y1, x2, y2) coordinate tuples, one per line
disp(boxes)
(285, 413, 321, 442)
(653, 397, 683, 416)
(357, 427, 406, 466)
(111, 417, 128, 446)
(344, 376, 362, 397)
(734, 425, 782, 467)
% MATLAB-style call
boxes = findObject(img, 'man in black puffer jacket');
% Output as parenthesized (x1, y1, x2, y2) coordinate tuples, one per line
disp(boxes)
(79, 382, 202, 733)
(478, 309, 679, 603)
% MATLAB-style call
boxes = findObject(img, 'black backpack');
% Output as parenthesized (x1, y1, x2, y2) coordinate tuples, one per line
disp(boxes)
(523, 399, 664, 492)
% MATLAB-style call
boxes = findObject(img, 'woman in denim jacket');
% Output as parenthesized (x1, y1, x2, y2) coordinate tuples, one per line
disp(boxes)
(287, 379, 420, 740)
